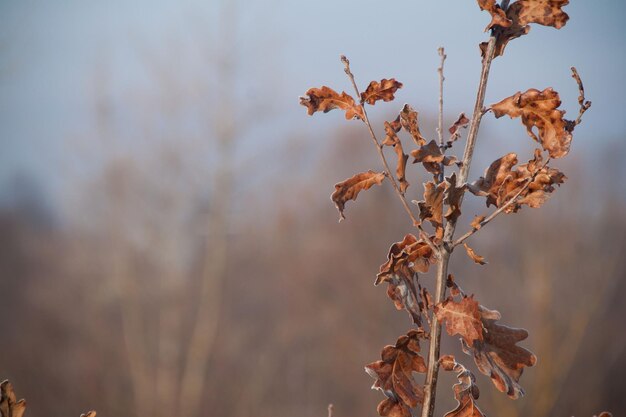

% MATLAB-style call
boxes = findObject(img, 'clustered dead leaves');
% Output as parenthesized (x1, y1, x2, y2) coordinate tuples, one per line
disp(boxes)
(299, 2, 600, 417)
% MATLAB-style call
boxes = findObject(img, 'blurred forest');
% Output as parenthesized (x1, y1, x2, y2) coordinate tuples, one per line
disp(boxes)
(1, 1, 625, 417)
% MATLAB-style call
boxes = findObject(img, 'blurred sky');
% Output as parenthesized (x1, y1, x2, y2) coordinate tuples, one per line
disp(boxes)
(1, 0, 625, 207)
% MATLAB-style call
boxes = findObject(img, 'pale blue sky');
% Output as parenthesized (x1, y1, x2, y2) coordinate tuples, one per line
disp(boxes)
(1, 0, 625, 205)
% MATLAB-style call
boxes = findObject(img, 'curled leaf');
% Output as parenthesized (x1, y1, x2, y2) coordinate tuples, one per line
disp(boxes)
(417, 181, 446, 229)
(462, 306, 537, 399)
(491, 88, 572, 158)
(480, 0, 570, 58)
(400, 104, 427, 146)
(468, 151, 566, 213)
(439, 355, 485, 417)
(444, 173, 465, 223)
(331, 171, 386, 220)
(411, 140, 458, 177)
(300, 86, 365, 120)
(361, 79, 404, 105)
(448, 113, 470, 146)
(365, 330, 427, 416)
(463, 243, 487, 265)
(383, 119, 410, 193)
(376, 234, 436, 325)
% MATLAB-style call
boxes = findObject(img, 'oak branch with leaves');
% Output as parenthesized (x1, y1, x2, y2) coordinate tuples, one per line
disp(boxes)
(299, 2, 603, 417)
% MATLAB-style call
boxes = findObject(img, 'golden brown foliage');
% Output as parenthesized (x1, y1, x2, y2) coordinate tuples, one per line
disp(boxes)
(361, 79, 404, 105)
(439, 355, 485, 417)
(491, 88, 572, 158)
(479, 0, 570, 57)
(463, 306, 537, 399)
(435, 296, 483, 345)
(365, 330, 428, 417)
(331, 170, 386, 220)
(468, 150, 565, 212)
(300, 86, 365, 120)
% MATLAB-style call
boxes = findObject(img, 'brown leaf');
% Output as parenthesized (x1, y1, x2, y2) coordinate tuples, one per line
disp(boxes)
(491, 88, 572, 158)
(435, 296, 484, 346)
(448, 113, 470, 146)
(417, 180, 452, 229)
(365, 330, 427, 416)
(463, 243, 487, 265)
(595, 413, 613, 417)
(376, 398, 411, 417)
(383, 119, 410, 193)
(412, 140, 458, 177)
(480, 0, 569, 58)
(376, 234, 436, 325)
(300, 86, 365, 120)
(468, 151, 565, 213)
(400, 104, 427, 146)
(439, 356, 486, 417)
(511, 0, 570, 28)
(361, 79, 404, 105)
(444, 173, 465, 223)
(331, 171, 386, 220)
(462, 306, 537, 399)
(0, 380, 26, 417)
(477, 0, 511, 30)
(470, 215, 485, 230)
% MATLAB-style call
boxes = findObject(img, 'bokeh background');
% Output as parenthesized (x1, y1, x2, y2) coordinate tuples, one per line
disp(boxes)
(1, 1, 625, 416)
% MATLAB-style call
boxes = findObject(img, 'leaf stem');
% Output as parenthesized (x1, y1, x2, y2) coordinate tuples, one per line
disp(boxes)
(420, 33, 498, 417)
(341, 55, 440, 257)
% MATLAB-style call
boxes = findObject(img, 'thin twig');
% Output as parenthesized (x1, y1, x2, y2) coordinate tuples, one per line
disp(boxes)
(451, 157, 551, 248)
(570, 67, 591, 127)
(327, 404, 334, 417)
(341, 55, 440, 258)
(437, 47, 447, 184)
(420, 33, 498, 417)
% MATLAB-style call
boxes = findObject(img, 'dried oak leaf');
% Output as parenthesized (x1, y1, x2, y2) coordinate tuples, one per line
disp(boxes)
(468, 151, 565, 213)
(439, 355, 485, 417)
(400, 104, 427, 147)
(491, 88, 572, 158)
(463, 243, 487, 265)
(383, 118, 410, 193)
(477, 0, 511, 31)
(417, 181, 446, 229)
(444, 173, 465, 223)
(411, 140, 458, 177)
(365, 330, 427, 417)
(480, 0, 570, 58)
(0, 380, 26, 417)
(331, 170, 386, 220)
(435, 296, 484, 346)
(300, 86, 365, 120)
(376, 234, 436, 325)
(448, 113, 470, 146)
(361, 79, 404, 105)
(462, 306, 537, 399)
(511, 0, 570, 28)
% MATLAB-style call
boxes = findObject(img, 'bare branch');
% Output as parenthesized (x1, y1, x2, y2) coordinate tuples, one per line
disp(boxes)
(570, 67, 591, 127)
(341, 55, 440, 258)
